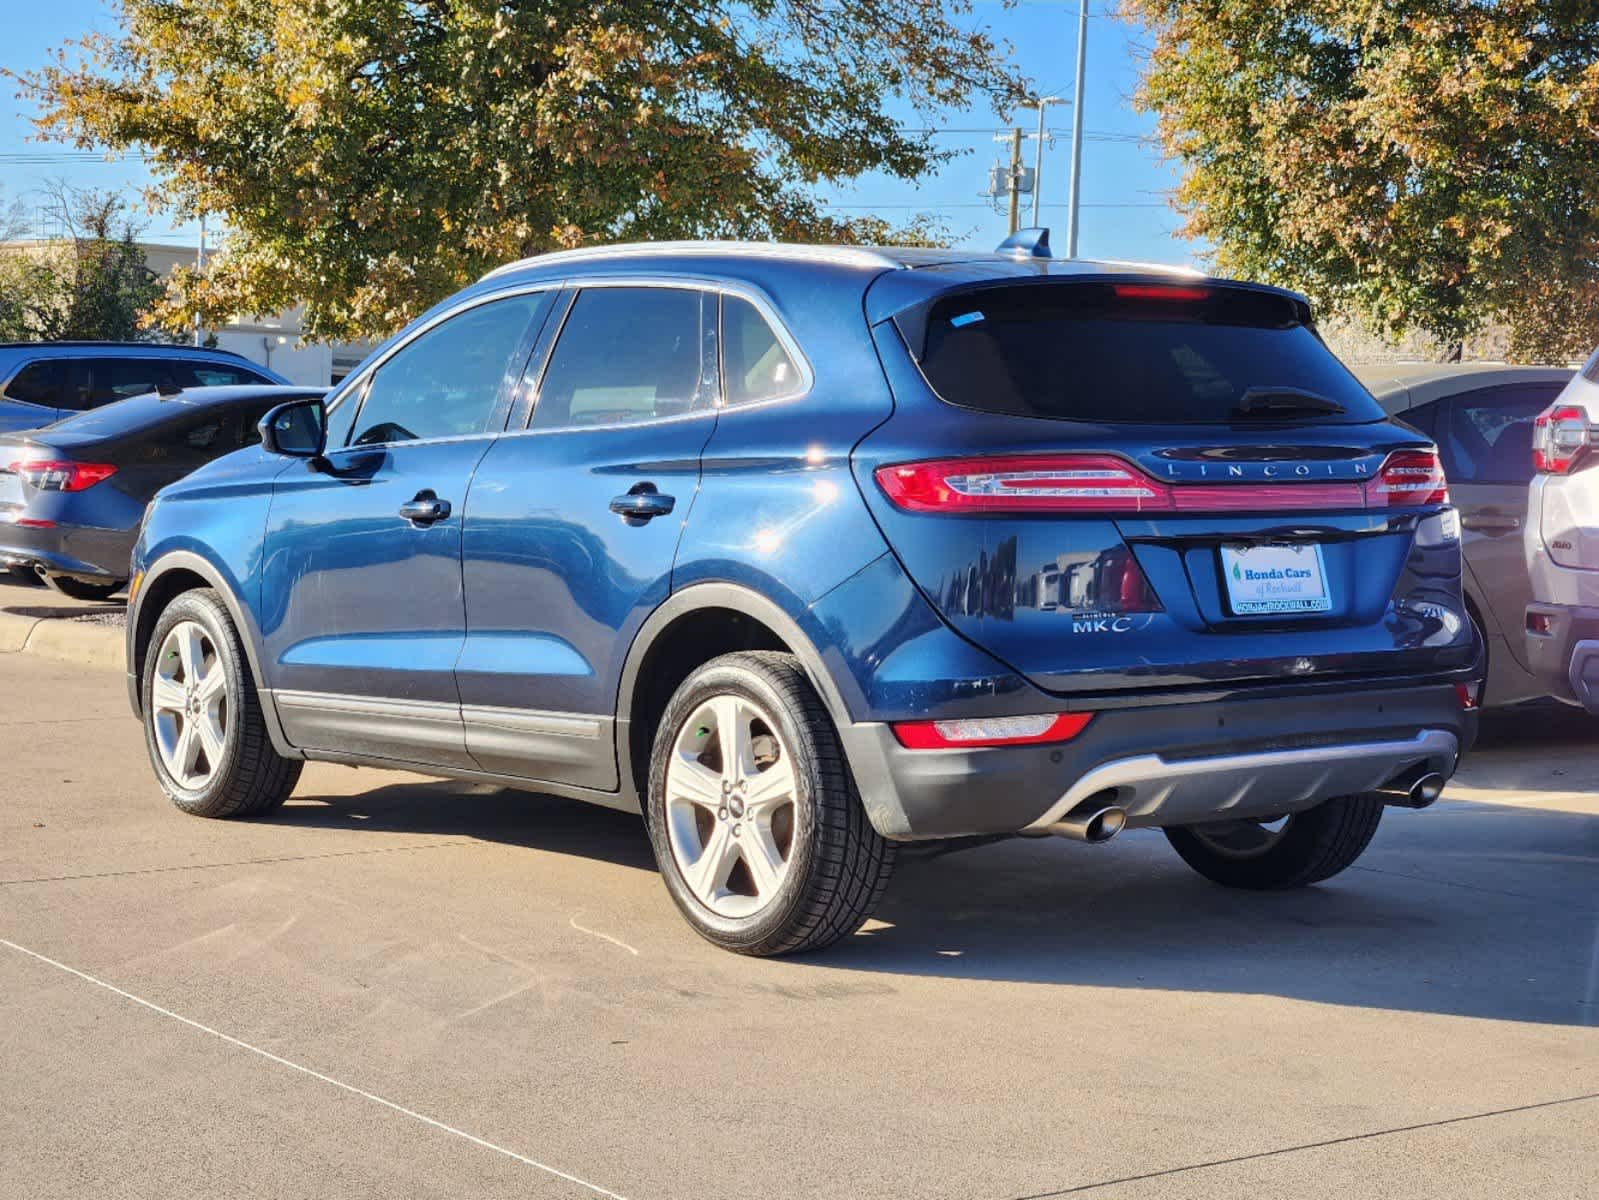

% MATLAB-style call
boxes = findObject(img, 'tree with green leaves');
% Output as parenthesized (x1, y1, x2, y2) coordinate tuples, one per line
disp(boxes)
(0, 185, 165, 342)
(1126, 0, 1599, 362)
(17, 1, 1023, 342)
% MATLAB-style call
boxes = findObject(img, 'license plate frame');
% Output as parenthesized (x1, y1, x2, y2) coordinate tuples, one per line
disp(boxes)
(1220, 542, 1331, 616)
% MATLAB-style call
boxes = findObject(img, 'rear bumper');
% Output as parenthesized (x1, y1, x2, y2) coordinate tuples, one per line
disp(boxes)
(839, 679, 1477, 840)
(1525, 602, 1599, 713)
(0, 522, 130, 581)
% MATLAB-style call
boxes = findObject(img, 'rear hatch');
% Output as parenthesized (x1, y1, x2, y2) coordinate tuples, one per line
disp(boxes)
(855, 275, 1472, 696)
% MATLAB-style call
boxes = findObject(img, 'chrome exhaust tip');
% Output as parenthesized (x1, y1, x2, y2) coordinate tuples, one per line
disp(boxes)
(1380, 770, 1445, 810)
(1046, 803, 1128, 844)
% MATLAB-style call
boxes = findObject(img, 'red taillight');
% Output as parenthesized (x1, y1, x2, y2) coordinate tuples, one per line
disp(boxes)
(875, 455, 1168, 513)
(891, 712, 1094, 750)
(876, 451, 1448, 514)
(1370, 449, 1449, 507)
(1532, 405, 1593, 474)
(7, 459, 117, 492)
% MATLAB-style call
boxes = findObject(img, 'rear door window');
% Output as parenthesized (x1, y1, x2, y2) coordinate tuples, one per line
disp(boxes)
(4, 361, 61, 408)
(1438, 383, 1566, 485)
(913, 283, 1384, 425)
(531, 287, 714, 429)
(173, 362, 273, 388)
(65, 358, 177, 410)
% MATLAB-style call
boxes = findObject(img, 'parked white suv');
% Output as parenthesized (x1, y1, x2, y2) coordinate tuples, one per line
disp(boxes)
(1525, 348, 1599, 711)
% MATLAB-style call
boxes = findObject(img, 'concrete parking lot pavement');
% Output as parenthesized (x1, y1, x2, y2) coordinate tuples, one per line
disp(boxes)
(2, 650, 1596, 1200)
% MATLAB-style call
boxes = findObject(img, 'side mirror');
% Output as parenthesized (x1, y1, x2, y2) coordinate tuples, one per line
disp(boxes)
(259, 399, 327, 458)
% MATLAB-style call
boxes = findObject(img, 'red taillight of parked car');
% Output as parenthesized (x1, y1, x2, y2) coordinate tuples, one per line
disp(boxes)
(1367, 449, 1450, 507)
(1531, 405, 1593, 474)
(891, 712, 1095, 750)
(7, 459, 118, 492)
(875, 450, 1448, 514)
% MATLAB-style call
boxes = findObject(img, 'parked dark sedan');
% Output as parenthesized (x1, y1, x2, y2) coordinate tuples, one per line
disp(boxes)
(0, 384, 323, 599)
(0, 341, 287, 434)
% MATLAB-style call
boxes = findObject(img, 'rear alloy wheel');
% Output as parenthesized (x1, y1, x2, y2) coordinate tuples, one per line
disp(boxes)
(646, 652, 894, 956)
(142, 588, 301, 818)
(42, 574, 122, 602)
(1164, 794, 1385, 890)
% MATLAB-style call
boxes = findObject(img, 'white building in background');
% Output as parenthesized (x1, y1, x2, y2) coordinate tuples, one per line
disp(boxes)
(138, 243, 374, 387)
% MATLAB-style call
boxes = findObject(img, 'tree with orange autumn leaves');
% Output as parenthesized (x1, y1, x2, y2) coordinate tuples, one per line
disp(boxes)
(17, 1, 1024, 341)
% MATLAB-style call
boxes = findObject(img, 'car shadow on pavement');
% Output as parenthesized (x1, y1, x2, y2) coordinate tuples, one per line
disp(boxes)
(819, 800, 1599, 1027)
(262, 773, 1598, 1027)
(263, 779, 659, 873)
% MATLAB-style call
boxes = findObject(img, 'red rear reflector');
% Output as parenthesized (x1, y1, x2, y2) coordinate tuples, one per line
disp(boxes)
(891, 712, 1094, 750)
(15, 518, 55, 529)
(7, 459, 118, 492)
(1455, 682, 1480, 710)
(876, 451, 1448, 514)
(1111, 283, 1211, 303)
(1527, 612, 1554, 636)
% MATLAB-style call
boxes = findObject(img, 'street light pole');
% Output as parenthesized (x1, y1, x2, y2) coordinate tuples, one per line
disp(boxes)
(1028, 97, 1062, 228)
(1065, 0, 1089, 258)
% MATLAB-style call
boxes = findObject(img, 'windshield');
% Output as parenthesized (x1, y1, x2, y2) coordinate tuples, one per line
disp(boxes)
(915, 282, 1385, 425)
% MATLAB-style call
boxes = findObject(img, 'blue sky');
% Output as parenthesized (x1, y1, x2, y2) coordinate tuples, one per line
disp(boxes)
(0, 0, 1194, 265)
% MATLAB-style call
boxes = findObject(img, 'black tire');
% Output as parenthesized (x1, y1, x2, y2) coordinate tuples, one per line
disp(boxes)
(141, 588, 301, 818)
(645, 651, 895, 956)
(43, 574, 123, 602)
(1164, 794, 1384, 890)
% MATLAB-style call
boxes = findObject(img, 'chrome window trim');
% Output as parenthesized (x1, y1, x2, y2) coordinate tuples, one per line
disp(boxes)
(324, 282, 563, 453)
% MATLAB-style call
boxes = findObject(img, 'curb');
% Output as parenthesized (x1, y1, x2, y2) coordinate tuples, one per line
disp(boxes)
(0, 610, 125, 670)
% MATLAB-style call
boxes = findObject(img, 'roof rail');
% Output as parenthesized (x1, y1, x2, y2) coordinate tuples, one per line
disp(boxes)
(482, 240, 909, 280)
(0, 340, 260, 361)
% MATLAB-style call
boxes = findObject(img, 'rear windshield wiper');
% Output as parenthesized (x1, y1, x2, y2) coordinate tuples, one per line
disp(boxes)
(1233, 387, 1346, 418)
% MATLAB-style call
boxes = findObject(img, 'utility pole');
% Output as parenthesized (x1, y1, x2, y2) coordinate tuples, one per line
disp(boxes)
(193, 213, 207, 347)
(1006, 127, 1024, 236)
(1065, 0, 1089, 257)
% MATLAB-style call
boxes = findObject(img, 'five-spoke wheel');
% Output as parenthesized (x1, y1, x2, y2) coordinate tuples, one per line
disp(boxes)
(647, 651, 894, 956)
(150, 620, 230, 790)
(141, 588, 301, 818)
(664, 693, 798, 919)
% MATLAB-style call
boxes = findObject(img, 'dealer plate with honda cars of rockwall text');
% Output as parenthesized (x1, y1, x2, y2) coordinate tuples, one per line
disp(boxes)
(1221, 542, 1331, 615)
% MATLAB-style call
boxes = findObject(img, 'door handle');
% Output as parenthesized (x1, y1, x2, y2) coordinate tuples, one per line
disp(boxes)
(398, 491, 451, 525)
(609, 482, 676, 525)
(1461, 513, 1520, 533)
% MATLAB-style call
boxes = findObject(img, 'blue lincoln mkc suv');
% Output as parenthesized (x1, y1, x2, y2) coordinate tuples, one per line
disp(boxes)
(125, 236, 1482, 955)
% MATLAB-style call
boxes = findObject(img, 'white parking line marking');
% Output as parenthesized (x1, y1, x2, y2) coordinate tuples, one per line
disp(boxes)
(569, 914, 640, 956)
(0, 936, 629, 1200)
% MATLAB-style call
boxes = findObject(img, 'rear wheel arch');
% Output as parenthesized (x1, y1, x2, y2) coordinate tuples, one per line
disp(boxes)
(617, 585, 852, 809)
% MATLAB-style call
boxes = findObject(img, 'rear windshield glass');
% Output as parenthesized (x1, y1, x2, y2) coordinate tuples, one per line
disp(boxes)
(914, 283, 1384, 425)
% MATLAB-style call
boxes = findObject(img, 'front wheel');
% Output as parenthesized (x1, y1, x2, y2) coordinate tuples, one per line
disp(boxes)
(142, 588, 302, 818)
(1163, 794, 1384, 890)
(645, 651, 894, 956)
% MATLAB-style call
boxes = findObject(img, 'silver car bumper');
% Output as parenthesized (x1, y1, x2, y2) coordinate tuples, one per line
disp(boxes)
(1026, 728, 1460, 832)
